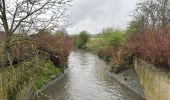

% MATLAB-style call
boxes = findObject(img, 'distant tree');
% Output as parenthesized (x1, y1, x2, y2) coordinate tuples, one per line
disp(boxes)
(37, 29, 51, 34)
(55, 28, 68, 37)
(100, 27, 115, 36)
(0, 0, 72, 66)
(76, 31, 89, 49)
(134, 0, 170, 28)
(126, 18, 145, 39)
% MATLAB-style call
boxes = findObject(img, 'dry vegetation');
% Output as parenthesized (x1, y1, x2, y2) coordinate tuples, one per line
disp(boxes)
(129, 27, 170, 70)
(0, 32, 74, 99)
(0, 32, 74, 67)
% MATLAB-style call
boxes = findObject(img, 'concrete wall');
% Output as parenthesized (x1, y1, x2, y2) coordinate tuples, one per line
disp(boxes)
(135, 59, 170, 100)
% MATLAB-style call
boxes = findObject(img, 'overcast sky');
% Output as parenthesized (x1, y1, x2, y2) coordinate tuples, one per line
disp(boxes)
(67, 0, 139, 34)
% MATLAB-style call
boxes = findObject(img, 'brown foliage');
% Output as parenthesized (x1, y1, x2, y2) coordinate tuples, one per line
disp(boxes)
(98, 46, 134, 73)
(1, 33, 74, 67)
(98, 47, 118, 62)
(129, 27, 170, 70)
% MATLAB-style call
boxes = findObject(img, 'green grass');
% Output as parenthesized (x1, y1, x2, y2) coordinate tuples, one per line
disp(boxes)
(99, 29, 125, 46)
(34, 60, 63, 89)
(86, 38, 108, 53)
(0, 56, 64, 100)
(86, 29, 125, 53)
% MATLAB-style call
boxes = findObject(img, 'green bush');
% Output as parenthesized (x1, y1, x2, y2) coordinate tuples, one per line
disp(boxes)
(86, 38, 106, 53)
(99, 28, 125, 46)
(75, 31, 89, 49)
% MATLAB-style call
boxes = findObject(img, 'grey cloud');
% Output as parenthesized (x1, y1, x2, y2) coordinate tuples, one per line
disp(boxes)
(67, 0, 138, 34)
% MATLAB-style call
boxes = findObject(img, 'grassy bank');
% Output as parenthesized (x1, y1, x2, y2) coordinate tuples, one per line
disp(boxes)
(34, 59, 63, 90)
(0, 56, 64, 100)
(86, 38, 107, 53)
(0, 32, 74, 100)
(83, 28, 133, 73)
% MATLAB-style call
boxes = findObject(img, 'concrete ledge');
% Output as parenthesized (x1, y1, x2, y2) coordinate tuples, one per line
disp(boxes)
(109, 67, 145, 99)
(28, 73, 65, 100)
(135, 59, 170, 100)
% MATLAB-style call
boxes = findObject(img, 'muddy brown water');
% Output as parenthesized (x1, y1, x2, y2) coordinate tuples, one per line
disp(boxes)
(34, 50, 145, 100)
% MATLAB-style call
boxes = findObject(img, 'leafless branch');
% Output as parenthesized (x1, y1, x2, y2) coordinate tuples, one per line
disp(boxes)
(0, 0, 72, 34)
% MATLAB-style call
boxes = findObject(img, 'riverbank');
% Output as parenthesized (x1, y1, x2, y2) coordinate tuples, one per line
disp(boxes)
(108, 67, 145, 98)
(0, 58, 64, 100)
(28, 73, 65, 100)
(0, 33, 74, 100)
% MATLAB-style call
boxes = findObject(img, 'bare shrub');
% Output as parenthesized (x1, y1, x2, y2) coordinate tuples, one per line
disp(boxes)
(129, 27, 170, 70)
(0, 33, 73, 67)
(98, 47, 116, 62)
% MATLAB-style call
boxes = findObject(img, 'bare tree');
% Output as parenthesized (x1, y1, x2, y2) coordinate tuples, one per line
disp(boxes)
(0, 0, 72, 66)
(134, 0, 170, 28)
(156, 0, 170, 27)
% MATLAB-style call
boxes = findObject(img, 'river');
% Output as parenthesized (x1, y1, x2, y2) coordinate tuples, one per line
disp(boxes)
(34, 50, 145, 100)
